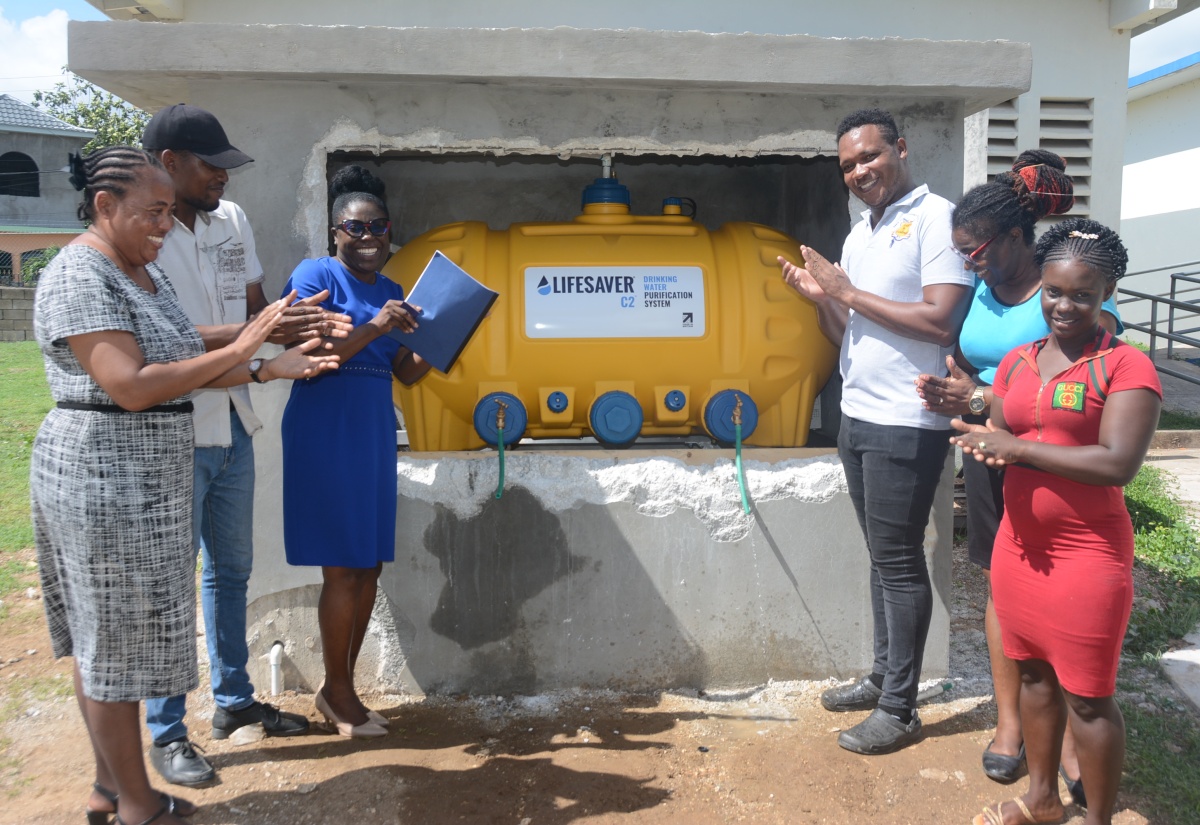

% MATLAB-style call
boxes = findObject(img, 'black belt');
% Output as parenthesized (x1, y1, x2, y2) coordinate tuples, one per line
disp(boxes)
(57, 400, 194, 414)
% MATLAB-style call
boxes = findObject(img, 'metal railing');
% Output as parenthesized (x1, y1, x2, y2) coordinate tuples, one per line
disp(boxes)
(1118, 259, 1200, 386)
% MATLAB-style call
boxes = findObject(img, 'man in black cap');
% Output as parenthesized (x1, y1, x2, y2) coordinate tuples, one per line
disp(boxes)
(141, 104, 320, 785)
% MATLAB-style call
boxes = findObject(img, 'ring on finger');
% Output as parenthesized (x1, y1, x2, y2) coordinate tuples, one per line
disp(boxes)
(978, 441, 987, 451)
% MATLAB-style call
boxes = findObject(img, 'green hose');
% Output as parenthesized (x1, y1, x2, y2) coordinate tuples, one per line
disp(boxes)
(735, 420, 750, 514)
(494, 424, 505, 499)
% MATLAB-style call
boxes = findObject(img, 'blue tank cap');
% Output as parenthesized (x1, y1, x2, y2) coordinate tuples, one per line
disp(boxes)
(589, 390, 643, 448)
(582, 177, 631, 207)
(664, 389, 686, 412)
(473, 392, 527, 447)
(704, 390, 759, 445)
(546, 391, 569, 413)
(663, 197, 683, 207)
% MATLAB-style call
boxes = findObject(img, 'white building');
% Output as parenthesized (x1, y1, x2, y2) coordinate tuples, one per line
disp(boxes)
(1121, 7, 1200, 310)
(66, 1, 1175, 695)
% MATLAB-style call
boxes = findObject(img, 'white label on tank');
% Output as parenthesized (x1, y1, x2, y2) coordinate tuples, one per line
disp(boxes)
(524, 266, 706, 338)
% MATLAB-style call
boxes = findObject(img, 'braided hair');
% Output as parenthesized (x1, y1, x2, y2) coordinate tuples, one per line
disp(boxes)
(69, 146, 163, 223)
(953, 150, 1073, 244)
(1034, 218, 1129, 282)
(329, 165, 388, 222)
(835, 108, 899, 145)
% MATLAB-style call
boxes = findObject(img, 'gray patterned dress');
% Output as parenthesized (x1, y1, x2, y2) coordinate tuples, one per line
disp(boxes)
(31, 245, 205, 702)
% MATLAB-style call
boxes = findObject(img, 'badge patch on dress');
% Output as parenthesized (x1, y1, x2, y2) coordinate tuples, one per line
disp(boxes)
(893, 220, 913, 241)
(1052, 381, 1086, 412)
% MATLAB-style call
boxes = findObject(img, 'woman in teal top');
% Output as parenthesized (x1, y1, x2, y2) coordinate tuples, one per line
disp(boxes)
(916, 150, 1119, 799)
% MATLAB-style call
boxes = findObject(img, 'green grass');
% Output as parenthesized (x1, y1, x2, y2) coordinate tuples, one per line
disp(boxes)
(1121, 464, 1200, 822)
(1158, 409, 1200, 429)
(1122, 697, 1200, 823)
(0, 343, 52, 595)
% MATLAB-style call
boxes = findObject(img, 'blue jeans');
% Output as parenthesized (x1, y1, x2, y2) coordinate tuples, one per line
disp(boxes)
(146, 409, 256, 744)
(838, 416, 950, 713)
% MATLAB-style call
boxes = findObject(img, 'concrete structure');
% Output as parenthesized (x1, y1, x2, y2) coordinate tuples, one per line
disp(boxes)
(67, 1, 1168, 696)
(0, 95, 91, 283)
(0, 285, 38, 341)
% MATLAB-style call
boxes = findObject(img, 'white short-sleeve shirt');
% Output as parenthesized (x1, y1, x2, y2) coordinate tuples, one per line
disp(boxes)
(838, 184, 974, 430)
(157, 200, 265, 446)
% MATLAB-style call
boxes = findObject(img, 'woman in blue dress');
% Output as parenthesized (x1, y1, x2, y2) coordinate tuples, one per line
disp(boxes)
(281, 166, 430, 738)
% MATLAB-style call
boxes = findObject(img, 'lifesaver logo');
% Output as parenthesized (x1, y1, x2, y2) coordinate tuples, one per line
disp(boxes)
(1051, 381, 1086, 413)
(537, 276, 552, 295)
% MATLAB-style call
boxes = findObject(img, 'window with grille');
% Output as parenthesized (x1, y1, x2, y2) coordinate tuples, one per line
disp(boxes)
(1038, 98, 1092, 220)
(986, 98, 1019, 179)
(0, 152, 39, 197)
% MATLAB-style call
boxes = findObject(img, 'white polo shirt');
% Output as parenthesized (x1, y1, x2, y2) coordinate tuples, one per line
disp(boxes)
(157, 200, 265, 447)
(839, 184, 974, 430)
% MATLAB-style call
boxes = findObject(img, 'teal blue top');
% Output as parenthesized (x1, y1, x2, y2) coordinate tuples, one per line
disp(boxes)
(959, 278, 1123, 385)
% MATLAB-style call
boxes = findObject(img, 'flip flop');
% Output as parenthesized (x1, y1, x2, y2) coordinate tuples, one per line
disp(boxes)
(971, 796, 1037, 825)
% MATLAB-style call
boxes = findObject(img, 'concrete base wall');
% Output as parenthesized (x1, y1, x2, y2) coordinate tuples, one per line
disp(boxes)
(0, 286, 34, 341)
(244, 379, 954, 696)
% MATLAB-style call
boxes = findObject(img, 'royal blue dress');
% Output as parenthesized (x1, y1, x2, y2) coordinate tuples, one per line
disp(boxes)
(281, 257, 405, 568)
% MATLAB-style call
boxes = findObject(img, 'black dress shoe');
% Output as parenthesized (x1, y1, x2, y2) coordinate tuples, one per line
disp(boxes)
(982, 740, 1026, 783)
(836, 708, 922, 755)
(821, 675, 883, 712)
(1060, 764, 1087, 807)
(211, 700, 310, 740)
(149, 739, 215, 786)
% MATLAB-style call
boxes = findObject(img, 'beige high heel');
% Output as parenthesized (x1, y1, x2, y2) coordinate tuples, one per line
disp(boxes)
(316, 679, 390, 728)
(314, 689, 387, 738)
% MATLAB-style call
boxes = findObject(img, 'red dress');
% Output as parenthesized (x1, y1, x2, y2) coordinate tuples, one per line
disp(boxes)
(991, 330, 1161, 697)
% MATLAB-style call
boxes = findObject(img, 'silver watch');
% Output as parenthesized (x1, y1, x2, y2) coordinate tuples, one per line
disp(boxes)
(248, 358, 266, 384)
(968, 386, 986, 414)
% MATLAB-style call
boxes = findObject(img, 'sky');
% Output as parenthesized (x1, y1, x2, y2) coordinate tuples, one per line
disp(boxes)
(0, 1, 105, 102)
(1, 2, 1198, 104)
(1128, 8, 1200, 79)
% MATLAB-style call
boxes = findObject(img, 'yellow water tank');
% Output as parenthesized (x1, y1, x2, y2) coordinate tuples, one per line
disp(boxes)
(382, 180, 837, 451)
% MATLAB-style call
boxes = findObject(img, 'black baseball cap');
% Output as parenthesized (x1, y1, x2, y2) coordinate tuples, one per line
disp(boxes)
(142, 103, 253, 169)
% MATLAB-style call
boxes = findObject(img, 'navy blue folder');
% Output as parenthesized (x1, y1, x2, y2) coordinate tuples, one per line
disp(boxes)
(385, 251, 499, 373)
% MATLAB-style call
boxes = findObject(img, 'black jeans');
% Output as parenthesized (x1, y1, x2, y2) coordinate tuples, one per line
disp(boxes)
(838, 415, 950, 713)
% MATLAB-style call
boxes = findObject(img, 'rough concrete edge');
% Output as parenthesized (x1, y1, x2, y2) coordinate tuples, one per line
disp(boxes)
(68, 20, 1030, 105)
(1160, 629, 1200, 715)
(1149, 430, 1200, 449)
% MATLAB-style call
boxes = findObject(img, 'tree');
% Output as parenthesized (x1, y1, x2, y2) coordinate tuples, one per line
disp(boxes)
(32, 71, 149, 154)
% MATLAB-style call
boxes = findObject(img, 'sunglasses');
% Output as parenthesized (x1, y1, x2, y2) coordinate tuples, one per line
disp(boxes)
(334, 218, 391, 238)
(949, 232, 1000, 266)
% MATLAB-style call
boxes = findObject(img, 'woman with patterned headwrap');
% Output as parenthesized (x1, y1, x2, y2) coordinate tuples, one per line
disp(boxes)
(915, 151, 1121, 792)
(951, 219, 1160, 825)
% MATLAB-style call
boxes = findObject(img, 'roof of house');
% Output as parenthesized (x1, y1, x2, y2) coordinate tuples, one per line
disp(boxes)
(0, 94, 95, 137)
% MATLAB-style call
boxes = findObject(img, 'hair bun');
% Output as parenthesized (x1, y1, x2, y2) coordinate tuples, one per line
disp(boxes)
(329, 165, 386, 200)
(67, 152, 88, 192)
(1005, 150, 1073, 221)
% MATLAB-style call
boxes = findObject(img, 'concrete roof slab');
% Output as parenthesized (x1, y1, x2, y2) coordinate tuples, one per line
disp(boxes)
(68, 22, 1031, 115)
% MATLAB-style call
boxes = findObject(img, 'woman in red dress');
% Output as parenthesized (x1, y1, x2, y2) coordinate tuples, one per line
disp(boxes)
(952, 219, 1161, 825)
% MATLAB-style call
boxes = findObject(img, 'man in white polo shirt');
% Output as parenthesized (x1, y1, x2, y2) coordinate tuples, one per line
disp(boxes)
(781, 108, 973, 755)
(141, 104, 339, 785)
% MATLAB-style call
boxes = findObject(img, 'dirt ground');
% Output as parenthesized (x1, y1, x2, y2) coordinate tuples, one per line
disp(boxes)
(0, 540, 1178, 825)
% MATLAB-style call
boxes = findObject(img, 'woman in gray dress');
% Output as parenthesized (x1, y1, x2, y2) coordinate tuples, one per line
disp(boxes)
(31, 146, 339, 825)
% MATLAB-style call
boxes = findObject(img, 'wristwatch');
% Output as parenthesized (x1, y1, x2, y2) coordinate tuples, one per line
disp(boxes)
(968, 386, 987, 414)
(248, 358, 266, 384)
